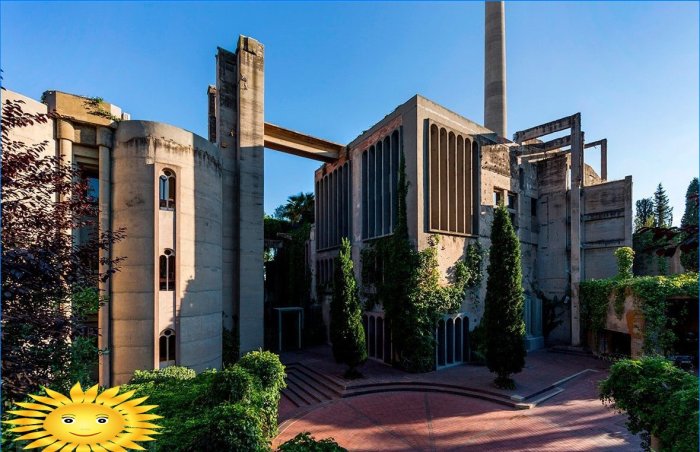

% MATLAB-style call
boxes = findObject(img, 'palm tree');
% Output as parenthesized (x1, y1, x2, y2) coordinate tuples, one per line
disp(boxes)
(274, 192, 314, 225)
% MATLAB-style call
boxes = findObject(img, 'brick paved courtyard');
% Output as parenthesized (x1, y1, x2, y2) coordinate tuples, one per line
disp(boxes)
(274, 348, 641, 451)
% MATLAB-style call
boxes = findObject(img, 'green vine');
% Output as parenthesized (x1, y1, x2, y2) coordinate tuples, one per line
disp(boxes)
(581, 271, 698, 354)
(359, 151, 483, 372)
(84, 96, 122, 122)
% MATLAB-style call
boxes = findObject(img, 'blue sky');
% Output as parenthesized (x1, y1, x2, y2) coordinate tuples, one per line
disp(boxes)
(2, 1, 697, 223)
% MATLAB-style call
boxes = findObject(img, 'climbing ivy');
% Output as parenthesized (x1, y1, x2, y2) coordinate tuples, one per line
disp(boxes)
(359, 151, 483, 372)
(580, 271, 698, 354)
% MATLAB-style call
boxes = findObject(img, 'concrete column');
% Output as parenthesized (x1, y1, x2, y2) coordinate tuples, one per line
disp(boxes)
(484, 1, 507, 138)
(57, 120, 74, 203)
(601, 139, 608, 181)
(97, 126, 113, 386)
(236, 36, 265, 354)
(569, 114, 583, 346)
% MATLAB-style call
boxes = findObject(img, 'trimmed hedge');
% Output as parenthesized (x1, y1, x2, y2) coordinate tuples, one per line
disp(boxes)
(600, 356, 698, 451)
(122, 350, 286, 451)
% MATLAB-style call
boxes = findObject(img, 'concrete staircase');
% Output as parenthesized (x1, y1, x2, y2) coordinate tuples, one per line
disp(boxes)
(282, 363, 344, 408)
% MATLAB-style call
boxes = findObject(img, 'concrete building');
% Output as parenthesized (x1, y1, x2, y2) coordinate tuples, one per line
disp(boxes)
(3, 2, 633, 383)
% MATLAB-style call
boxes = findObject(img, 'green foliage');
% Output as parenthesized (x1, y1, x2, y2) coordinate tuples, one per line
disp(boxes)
(359, 152, 482, 372)
(238, 350, 288, 438)
(680, 177, 698, 272)
(223, 325, 240, 366)
(580, 272, 699, 354)
(274, 192, 315, 225)
(635, 198, 655, 232)
(653, 183, 673, 228)
(482, 204, 526, 388)
(600, 356, 698, 452)
(84, 96, 122, 122)
(130, 365, 197, 384)
(122, 351, 286, 451)
(468, 322, 487, 364)
(614, 247, 635, 280)
(330, 238, 367, 377)
(278, 432, 347, 451)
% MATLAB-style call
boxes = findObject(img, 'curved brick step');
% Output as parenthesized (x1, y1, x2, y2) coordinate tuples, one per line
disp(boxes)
(342, 382, 524, 408)
(346, 380, 511, 401)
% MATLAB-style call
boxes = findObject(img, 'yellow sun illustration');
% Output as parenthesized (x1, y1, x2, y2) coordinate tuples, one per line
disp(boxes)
(3, 382, 162, 451)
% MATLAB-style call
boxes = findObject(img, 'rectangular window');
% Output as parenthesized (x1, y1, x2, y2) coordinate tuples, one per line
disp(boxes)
(531, 197, 537, 217)
(494, 190, 502, 207)
(508, 192, 517, 210)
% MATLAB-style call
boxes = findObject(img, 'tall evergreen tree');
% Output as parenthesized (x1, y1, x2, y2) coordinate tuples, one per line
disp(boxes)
(482, 204, 526, 389)
(635, 198, 655, 232)
(330, 238, 367, 378)
(653, 183, 673, 227)
(680, 178, 699, 272)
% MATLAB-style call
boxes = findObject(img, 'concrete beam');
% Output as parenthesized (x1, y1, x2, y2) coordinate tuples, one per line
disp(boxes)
(518, 135, 572, 155)
(513, 114, 576, 143)
(264, 122, 343, 163)
(584, 138, 607, 181)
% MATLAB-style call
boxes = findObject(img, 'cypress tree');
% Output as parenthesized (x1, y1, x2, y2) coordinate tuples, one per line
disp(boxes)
(653, 183, 673, 227)
(482, 204, 526, 389)
(330, 237, 367, 378)
(680, 178, 699, 272)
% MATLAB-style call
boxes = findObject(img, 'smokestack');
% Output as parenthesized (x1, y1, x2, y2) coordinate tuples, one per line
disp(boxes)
(484, 1, 507, 138)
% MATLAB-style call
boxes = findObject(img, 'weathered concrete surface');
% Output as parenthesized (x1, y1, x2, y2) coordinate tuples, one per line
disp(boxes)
(235, 36, 265, 354)
(111, 120, 222, 384)
(484, 1, 507, 138)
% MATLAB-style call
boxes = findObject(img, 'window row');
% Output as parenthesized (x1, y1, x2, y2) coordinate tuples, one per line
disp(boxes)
(361, 128, 401, 239)
(316, 162, 351, 250)
(428, 124, 478, 235)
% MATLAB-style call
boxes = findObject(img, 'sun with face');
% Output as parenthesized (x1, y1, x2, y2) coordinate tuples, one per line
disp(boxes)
(4, 382, 162, 451)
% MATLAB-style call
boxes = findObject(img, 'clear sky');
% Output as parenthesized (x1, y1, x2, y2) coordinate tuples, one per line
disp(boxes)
(2, 1, 698, 223)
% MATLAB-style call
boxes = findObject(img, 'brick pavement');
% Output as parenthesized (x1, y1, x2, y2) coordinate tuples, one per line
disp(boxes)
(274, 348, 640, 451)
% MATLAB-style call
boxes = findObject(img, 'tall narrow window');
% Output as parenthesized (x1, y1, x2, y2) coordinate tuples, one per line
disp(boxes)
(159, 169, 176, 210)
(159, 248, 175, 291)
(159, 328, 176, 363)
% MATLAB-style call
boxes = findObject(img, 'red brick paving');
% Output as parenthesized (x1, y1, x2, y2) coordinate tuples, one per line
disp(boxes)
(274, 349, 640, 451)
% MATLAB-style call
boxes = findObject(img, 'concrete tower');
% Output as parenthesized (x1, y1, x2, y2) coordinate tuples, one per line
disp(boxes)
(484, 1, 507, 138)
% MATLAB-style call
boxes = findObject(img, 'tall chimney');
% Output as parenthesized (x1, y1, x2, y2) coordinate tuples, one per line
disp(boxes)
(484, 1, 507, 138)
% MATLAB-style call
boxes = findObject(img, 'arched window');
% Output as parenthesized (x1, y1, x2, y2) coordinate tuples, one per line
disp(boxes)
(159, 328, 176, 363)
(159, 248, 175, 291)
(159, 169, 176, 210)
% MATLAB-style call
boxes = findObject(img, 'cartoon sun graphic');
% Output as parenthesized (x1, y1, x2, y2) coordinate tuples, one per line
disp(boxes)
(4, 383, 162, 451)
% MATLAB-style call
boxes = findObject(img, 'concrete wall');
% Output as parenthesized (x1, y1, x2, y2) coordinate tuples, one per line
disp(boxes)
(111, 120, 222, 384)
(1, 89, 55, 156)
(582, 177, 633, 280)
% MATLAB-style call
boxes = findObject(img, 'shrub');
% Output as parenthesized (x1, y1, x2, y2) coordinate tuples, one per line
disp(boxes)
(129, 365, 196, 384)
(278, 432, 347, 451)
(121, 351, 287, 451)
(330, 237, 367, 378)
(614, 247, 635, 279)
(210, 365, 255, 404)
(237, 350, 287, 439)
(482, 204, 526, 389)
(238, 350, 287, 391)
(600, 356, 698, 451)
(190, 403, 267, 451)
